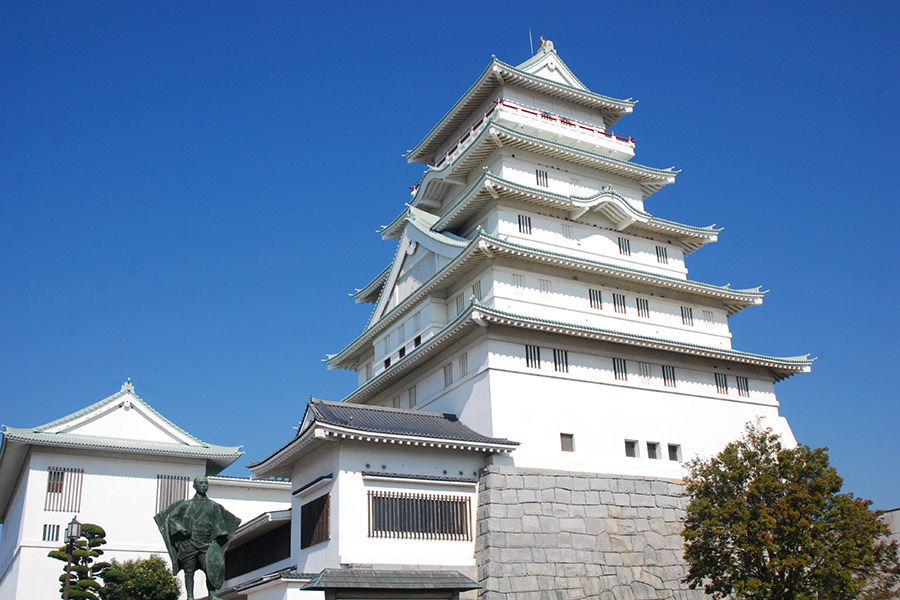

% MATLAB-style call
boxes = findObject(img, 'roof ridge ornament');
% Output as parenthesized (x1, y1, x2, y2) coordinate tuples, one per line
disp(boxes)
(121, 378, 134, 393)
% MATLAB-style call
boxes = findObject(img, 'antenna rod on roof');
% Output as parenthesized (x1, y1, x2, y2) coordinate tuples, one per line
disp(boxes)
(529, 28, 534, 55)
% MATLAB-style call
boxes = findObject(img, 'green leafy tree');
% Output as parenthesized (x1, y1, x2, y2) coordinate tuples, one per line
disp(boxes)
(48, 523, 110, 600)
(101, 554, 181, 600)
(682, 424, 899, 600)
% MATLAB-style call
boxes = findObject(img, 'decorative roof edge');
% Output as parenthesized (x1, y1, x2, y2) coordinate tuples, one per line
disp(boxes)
(407, 56, 635, 163)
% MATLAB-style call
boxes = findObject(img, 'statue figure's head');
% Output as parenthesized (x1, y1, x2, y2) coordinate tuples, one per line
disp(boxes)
(193, 475, 209, 496)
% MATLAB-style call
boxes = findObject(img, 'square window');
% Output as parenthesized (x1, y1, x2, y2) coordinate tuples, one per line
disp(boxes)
(647, 442, 660, 460)
(560, 433, 575, 452)
(625, 440, 638, 458)
(668, 444, 681, 461)
(42, 524, 60, 542)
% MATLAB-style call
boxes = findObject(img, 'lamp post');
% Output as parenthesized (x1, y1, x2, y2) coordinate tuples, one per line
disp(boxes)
(63, 516, 81, 600)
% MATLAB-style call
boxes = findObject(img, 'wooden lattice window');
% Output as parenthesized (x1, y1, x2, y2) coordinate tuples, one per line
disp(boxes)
(368, 490, 471, 540)
(45, 467, 83, 512)
(156, 475, 190, 512)
(300, 494, 330, 549)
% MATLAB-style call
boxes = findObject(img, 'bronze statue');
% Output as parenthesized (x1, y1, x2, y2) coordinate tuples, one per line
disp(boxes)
(154, 475, 240, 600)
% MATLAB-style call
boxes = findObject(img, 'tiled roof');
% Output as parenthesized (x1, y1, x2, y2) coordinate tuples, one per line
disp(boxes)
(303, 568, 479, 591)
(2, 429, 242, 460)
(306, 399, 516, 447)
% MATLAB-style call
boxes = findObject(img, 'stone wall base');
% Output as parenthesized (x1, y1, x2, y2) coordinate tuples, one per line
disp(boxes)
(475, 465, 706, 600)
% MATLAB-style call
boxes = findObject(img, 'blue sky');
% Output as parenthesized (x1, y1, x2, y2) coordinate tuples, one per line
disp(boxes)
(2, 2, 898, 508)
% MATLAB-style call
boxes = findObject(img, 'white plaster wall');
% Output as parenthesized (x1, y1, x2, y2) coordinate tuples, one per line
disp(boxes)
(289, 444, 339, 574)
(0, 468, 28, 581)
(66, 402, 186, 444)
(480, 335, 790, 477)
(335, 442, 481, 568)
(487, 265, 732, 349)
(245, 581, 323, 600)
(494, 203, 687, 279)
(208, 477, 291, 524)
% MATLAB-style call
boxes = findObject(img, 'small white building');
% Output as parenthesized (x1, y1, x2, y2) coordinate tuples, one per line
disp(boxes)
(0, 381, 290, 600)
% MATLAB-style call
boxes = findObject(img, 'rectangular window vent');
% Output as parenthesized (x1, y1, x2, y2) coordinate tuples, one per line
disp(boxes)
(408, 385, 417, 407)
(656, 246, 668, 264)
(662, 365, 677, 388)
(459, 353, 468, 376)
(553, 349, 569, 373)
(300, 494, 330, 549)
(42, 524, 60, 542)
(681, 306, 694, 326)
(715, 372, 728, 395)
(613, 293, 627, 314)
(518, 214, 532, 234)
(539, 279, 552, 299)
(589, 288, 602, 310)
(471, 280, 482, 301)
(156, 475, 189, 512)
(737, 376, 750, 397)
(45, 467, 84, 512)
(618, 237, 631, 256)
(368, 490, 471, 540)
(513, 274, 526, 295)
(455, 294, 465, 315)
(560, 433, 574, 452)
(638, 361, 651, 384)
(443, 364, 453, 387)
(613, 358, 627, 381)
(525, 345, 541, 369)
(703, 310, 715, 330)
(365, 362, 373, 380)
(636, 297, 649, 318)
(535, 169, 549, 187)
(562, 224, 575, 243)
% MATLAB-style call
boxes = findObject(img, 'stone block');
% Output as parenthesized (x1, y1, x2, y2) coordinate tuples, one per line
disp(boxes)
(621, 551, 645, 567)
(631, 494, 656, 508)
(574, 476, 590, 491)
(506, 532, 535, 547)
(539, 516, 561, 533)
(610, 534, 632, 552)
(651, 480, 669, 495)
(612, 583, 636, 600)
(521, 515, 540, 532)
(571, 490, 586, 505)
(585, 504, 608, 519)
(523, 475, 539, 489)
(600, 490, 616, 504)
(541, 488, 556, 502)
(555, 488, 572, 503)
(591, 478, 612, 491)
(506, 503, 524, 519)
(613, 493, 633, 506)
(569, 503, 585, 518)
(560, 517, 586, 533)
(506, 475, 524, 489)
(634, 518, 651, 533)
(557, 475, 574, 490)
(618, 479, 636, 493)
(534, 532, 558, 546)
(633, 581, 660, 600)
(521, 501, 541, 515)
(643, 531, 666, 550)
(643, 546, 659, 566)
(604, 551, 624, 566)
(634, 479, 652, 494)
(571, 532, 595, 550)
(657, 494, 682, 508)
(516, 489, 536, 503)
(617, 519, 636, 534)
(500, 489, 518, 503)
(526, 561, 556, 576)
